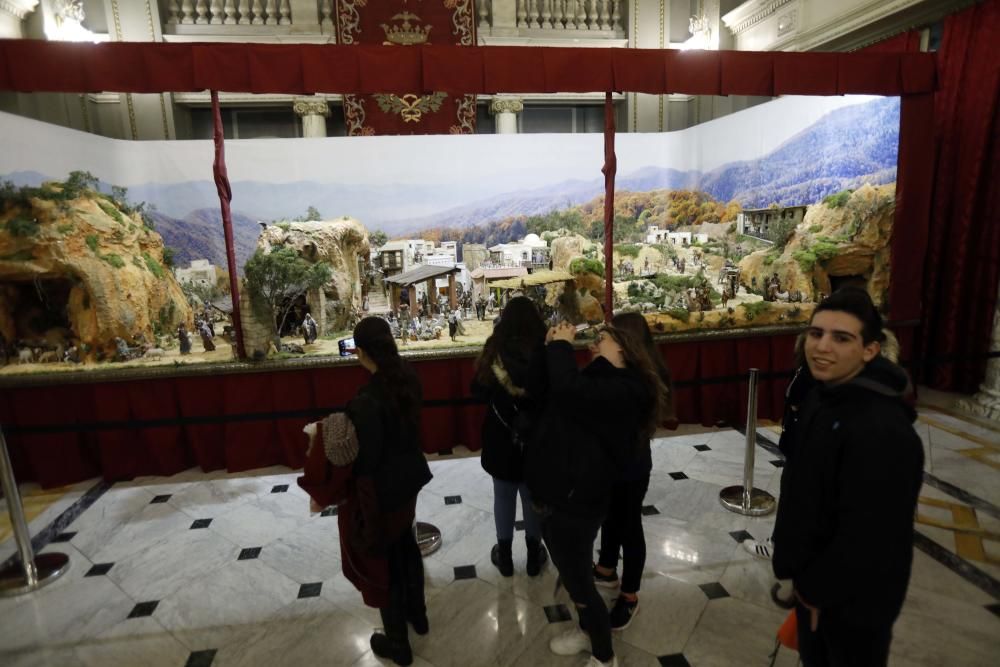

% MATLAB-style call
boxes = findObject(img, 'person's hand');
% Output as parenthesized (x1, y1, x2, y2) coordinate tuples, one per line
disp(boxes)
(794, 590, 820, 631)
(547, 321, 576, 344)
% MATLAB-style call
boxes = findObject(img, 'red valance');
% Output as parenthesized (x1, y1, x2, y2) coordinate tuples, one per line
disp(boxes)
(0, 41, 936, 96)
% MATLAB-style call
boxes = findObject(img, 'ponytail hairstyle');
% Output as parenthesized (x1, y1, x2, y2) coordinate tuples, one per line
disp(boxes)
(600, 318, 670, 439)
(474, 296, 547, 388)
(611, 312, 676, 424)
(353, 317, 421, 428)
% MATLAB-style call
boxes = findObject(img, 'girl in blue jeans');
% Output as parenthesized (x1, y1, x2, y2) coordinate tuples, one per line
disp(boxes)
(471, 296, 548, 576)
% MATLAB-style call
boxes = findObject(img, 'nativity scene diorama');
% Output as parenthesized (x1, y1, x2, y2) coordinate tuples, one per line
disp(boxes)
(0, 94, 900, 375)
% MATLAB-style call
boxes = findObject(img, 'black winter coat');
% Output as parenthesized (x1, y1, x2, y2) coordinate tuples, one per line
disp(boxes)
(772, 356, 924, 627)
(472, 340, 547, 483)
(524, 341, 652, 519)
(348, 371, 432, 513)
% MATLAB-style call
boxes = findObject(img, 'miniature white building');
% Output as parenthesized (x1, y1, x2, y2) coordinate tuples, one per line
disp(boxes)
(667, 231, 692, 246)
(175, 259, 216, 287)
(694, 233, 710, 244)
(487, 233, 549, 268)
(645, 225, 669, 244)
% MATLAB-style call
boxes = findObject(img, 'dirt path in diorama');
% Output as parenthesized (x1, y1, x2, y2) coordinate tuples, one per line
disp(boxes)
(0, 316, 500, 376)
(660, 244, 764, 309)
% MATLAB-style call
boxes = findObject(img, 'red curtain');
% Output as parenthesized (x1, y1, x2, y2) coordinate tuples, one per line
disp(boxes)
(0, 41, 936, 97)
(918, 0, 1000, 391)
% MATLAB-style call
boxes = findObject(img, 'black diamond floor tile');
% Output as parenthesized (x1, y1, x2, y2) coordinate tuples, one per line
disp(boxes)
(298, 582, 322, 599)
(698, 582, 730, 600)
(729, 530, 753, 543)
(185, 649, 217, 667)
(150, 494, 171, 504)
(641, 505, 660, 516)
(694, 444, 712, 451)
(453, 565, 476, 580)
(514, 519, 526, 531)
(668, 472, 689, 480)
(770, 459, 786, 468)
(85, 562, 114, 577)
(238, 547, 262, 561)
(190, 518, 212, 529)
(543, 603, 572, 623)
(51, 531, 76, 543)
(127, 600, 159, 619)
(271, 484, 289, 493)
(320, 506, 338, 517)
(658, 654, 691, 667)
(444, 495, 462, 505)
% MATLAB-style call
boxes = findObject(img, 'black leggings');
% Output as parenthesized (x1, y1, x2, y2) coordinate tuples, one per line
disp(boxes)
(598, 475, 649, 594)
(542, 509, 613, 663)
(380, 526, 426, 642)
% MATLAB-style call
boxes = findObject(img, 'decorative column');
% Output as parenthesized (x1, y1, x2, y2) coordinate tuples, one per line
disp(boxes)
(958, 279, 1000, 422)
(293, 97, 330, 138)
(489, 96, 523, 134)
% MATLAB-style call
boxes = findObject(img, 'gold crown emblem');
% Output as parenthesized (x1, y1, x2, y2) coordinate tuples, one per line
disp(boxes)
(381, 12, 432, 46)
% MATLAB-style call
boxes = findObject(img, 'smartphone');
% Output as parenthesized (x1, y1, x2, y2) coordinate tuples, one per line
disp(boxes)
(338, 337, 356, 356)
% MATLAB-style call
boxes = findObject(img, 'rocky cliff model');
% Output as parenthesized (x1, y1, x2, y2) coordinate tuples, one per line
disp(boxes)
(0, 182, 191, 360)
(253, 218, 370, 336)
(739, 184, 896, 305)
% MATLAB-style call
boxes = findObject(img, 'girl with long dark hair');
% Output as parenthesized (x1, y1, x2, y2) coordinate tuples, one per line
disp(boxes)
(472, 296, 549, 576)
(593, 312, 675, 630)
(525, 321, 665, 667)
(348, 316, 432, 666)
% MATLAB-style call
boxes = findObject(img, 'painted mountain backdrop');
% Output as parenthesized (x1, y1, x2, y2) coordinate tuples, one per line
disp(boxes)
(2, 97, 898, 271)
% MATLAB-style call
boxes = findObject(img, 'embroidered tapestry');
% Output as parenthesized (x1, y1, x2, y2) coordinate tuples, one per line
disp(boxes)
(335, 0, 477, 135)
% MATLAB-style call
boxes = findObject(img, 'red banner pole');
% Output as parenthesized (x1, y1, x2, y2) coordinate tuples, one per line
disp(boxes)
(602, 91, 617, 324)
(211, 90, 247, 360)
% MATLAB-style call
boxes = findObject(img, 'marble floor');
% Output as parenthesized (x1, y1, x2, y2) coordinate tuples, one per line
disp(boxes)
(1, 406, 998, 667)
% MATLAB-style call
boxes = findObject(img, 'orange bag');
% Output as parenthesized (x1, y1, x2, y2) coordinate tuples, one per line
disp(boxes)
(768, 610, 799, 667)
(777, 609, 799, 649)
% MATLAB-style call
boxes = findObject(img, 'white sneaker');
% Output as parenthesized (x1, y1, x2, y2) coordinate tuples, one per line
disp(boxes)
(550, 627, 590, 656)
(585, 655, 619, 667)
(743, 537, 773, 560)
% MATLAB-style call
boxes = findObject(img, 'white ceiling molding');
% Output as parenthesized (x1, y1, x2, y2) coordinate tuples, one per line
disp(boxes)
(0, 0, 40, 20)
(722, 0, 796, 36)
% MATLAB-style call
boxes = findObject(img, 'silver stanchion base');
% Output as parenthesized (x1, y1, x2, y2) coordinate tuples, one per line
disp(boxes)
(0, 552, 70, 597)
(719, 486, 777, 516)
(415, 521, 442, 557)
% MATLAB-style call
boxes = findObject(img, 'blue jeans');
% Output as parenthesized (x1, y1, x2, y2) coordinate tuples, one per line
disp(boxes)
(493, 478, 541, 541)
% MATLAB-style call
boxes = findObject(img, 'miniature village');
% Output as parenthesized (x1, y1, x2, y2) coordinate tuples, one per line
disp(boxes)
(0, 173, 896, 374)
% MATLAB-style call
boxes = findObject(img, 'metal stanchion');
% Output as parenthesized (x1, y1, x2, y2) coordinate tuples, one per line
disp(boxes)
(415, 521, 442, 557)
(719, 369, 777, 516)
(0, 424, 70, 597)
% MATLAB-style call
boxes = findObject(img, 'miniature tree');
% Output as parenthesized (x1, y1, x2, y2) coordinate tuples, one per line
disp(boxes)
(243, 246, 332, 346)
(369, 229, 388, 249)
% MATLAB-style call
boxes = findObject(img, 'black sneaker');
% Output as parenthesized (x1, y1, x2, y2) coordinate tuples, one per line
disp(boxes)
(491, 541, 514, 577)
(526, 537, 548, 577)
(593, 565, 619, 589)
(609, 595, 639, 631)
(370, 632, 413, 666)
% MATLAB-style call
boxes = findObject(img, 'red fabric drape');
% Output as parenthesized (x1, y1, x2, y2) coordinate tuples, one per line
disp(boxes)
(918, 0, 1000, 391)
(0, 41, 937, 96)
(602, 92, 616, 322)
(0, 336, 802, 488)
(211, 91, 247, 359)
(333, 1, 477, 135)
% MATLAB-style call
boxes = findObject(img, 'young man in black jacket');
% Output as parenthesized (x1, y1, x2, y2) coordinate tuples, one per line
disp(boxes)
(772, 288, 924, 666)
